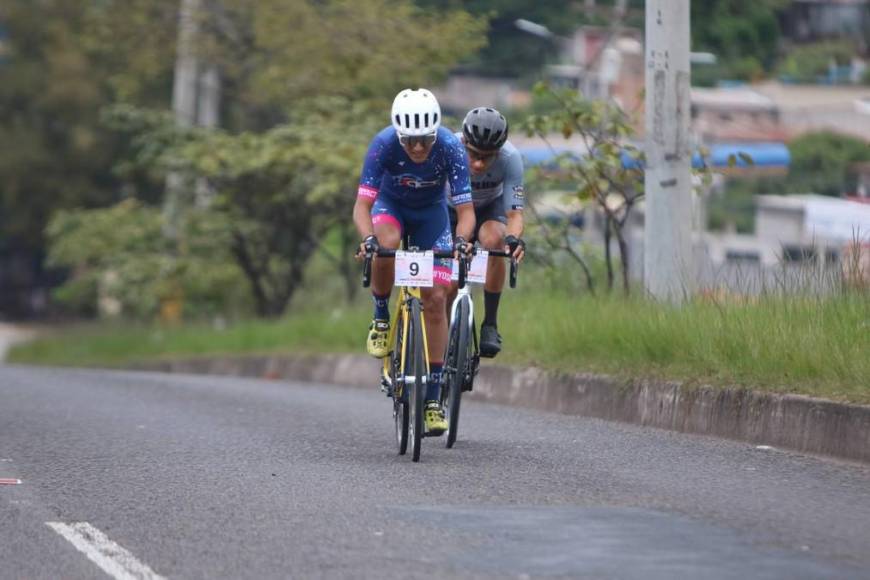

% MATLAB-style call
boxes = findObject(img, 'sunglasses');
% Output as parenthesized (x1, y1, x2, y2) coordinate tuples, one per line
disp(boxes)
(466, 146, 498, 162)
(399, 133, 437, 148)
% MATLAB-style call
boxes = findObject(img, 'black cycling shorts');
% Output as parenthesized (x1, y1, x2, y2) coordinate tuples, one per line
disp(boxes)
(448, 197, 507, 242)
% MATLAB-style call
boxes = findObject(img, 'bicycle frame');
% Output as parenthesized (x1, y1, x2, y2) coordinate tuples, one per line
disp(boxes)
(382, 285, 430, 399)
(449, 284, 475, 335)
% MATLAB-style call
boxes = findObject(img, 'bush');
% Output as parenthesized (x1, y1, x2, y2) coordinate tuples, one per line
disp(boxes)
(777, 41, 857, 83)
(787, 132, 870, 196)
(46, 199, 253, 320)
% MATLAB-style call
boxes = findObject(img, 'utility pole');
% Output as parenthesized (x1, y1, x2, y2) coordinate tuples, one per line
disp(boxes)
(166, 0, 220, 225)
(164, 0, 201, 242)
(643, 0, 694, 303)
(163, 0, 220, 323)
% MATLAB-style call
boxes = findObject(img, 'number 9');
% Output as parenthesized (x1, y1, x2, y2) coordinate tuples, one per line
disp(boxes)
(410, 262, 419, 276)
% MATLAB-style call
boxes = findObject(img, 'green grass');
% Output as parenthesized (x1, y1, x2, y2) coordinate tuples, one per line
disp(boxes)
(10, 289, 870, 404)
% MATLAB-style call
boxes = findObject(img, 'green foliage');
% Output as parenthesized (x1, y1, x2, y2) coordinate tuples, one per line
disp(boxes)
(707, 181, 758, 233)
(109, 99, 379, 317)
(521, 83, 643, 294)
(414, 0, 595, 78)
(787, 132, 870, 196)
(196, 0, 486, 128)
(46, 199, 250, 319)
(691, 0, 788, 80)
(777, 41, 861, 84)
(0, 1, 122, 252)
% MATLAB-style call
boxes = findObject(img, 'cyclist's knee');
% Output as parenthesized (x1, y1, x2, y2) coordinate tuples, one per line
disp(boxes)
(374, 224, 401, 249)
(478, 221, 505, 249)
(423, 287, 447, 318)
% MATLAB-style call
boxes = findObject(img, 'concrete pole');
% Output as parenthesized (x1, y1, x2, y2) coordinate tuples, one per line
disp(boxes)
(165, 0, 201, 241)
(172, 0, 200, 127)
(643, 0, 694, 303)
(194, 63, 220, 207)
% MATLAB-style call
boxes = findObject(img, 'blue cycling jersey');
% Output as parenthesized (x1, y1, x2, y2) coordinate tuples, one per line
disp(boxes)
(357, 126, 473, 208)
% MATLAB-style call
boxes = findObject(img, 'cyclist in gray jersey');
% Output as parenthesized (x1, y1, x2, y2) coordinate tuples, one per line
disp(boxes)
(448, 107, 526, 357)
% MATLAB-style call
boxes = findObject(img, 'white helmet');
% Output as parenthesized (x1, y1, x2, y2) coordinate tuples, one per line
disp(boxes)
(391, 88, 441, 137)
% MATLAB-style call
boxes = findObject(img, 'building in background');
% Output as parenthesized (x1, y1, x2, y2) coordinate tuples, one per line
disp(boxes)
(780, 0, 870, 45)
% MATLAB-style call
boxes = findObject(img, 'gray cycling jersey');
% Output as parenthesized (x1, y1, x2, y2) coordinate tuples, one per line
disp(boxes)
(447, 134, 525, 213)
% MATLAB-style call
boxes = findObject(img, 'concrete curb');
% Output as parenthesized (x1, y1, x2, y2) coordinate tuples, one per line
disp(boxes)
(132, 354, 870, 464)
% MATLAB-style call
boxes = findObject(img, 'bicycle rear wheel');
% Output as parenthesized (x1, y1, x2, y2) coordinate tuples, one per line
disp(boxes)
(408, 299, 426, 462)
(444, 296, 470, 449)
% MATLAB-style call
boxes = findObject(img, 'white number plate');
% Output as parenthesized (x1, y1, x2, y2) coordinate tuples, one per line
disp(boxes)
(451, 250, 488, 284)
(394, 251, 434, 287)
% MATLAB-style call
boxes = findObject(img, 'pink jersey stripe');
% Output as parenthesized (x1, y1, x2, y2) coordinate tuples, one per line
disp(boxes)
(357, 184, 379, 200)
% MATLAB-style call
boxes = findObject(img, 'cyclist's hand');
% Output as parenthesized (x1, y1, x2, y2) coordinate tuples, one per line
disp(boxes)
(357, 234, 379, 261)
(453, 236, 472, 260)
(504, 235, 526, 263)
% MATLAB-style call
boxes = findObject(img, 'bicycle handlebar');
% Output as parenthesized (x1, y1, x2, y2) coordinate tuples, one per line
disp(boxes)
(481, 250, 520, 289)
(360, 247, 519, 289)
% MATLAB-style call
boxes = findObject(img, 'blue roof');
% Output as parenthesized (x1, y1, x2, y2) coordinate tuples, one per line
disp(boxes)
(520, 142, 790, 170)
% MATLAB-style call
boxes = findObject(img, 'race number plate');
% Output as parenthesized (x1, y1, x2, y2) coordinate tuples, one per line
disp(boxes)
(394, 251, 434, 287)
(451, 250, 488, 284)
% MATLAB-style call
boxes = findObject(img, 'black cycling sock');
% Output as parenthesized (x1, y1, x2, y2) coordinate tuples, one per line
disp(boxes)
(427, 362, 443, 402)
(483, 291, 501, 327)
(372, 293, 390, 321)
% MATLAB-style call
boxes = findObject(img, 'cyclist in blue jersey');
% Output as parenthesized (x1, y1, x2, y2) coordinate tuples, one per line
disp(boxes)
(448, 107, 526, 357)
(353, 88, 475, 435)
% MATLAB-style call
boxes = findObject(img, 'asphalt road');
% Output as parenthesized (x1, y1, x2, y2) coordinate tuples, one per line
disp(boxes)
(1, 365, 869, 579)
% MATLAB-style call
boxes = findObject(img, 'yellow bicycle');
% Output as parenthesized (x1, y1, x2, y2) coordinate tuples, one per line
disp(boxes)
(362, 246, 467, 462)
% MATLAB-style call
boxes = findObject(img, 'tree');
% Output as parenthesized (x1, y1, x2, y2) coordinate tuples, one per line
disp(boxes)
(413, 0, 595, 78)
(522, 84, 644, 294)
(691, 0, 789, 80)
(786, 132, 870, 197)
(107, 100, 378, 317)
(0, 0, 487, 318)
(0, 0, 179, 317)
(194, 0, 486, 129)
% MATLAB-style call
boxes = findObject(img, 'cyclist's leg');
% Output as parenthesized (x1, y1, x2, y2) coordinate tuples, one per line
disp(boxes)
(476, 199, 508, 356)
(445, 205, 462, 320)
(367, 197, 403, 358)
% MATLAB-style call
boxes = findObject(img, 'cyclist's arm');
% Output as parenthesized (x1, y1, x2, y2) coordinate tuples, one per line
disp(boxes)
(445, 131, 475, 241)
(353, 135, 386, 240)
(503, 146, 525, 239)
(454, 202, 475, 242)
(506, 209, 524, 240)
(353, 195, 375, 240)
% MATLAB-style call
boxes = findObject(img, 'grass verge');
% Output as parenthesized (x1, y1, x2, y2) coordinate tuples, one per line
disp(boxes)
(9, 290, 870, 404)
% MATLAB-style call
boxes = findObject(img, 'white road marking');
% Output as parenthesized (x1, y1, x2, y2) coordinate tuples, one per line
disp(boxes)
(46, 522, 166, 580)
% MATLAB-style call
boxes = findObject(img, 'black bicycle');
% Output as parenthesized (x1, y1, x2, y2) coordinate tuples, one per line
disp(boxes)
(441, 248, 518, 448)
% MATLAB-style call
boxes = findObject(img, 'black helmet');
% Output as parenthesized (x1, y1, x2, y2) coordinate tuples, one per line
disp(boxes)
(462, 107, 509, 151)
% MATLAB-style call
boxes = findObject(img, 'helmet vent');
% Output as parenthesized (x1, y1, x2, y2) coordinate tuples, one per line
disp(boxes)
(414, 113, 420, 129)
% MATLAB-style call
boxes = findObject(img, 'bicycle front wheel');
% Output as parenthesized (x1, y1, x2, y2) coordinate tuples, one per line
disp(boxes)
(444, 296, 470, 449)
(408, 298, 426, 463)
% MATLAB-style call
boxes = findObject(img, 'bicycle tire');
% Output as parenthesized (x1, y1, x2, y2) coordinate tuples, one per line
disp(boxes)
(408, 299, 426, 462)
(392, 319, 409, 455)
(444, 296, 470, 449)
